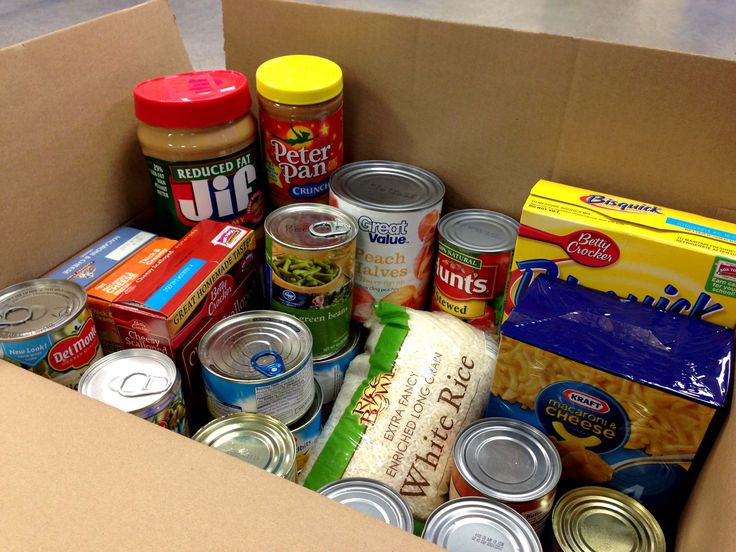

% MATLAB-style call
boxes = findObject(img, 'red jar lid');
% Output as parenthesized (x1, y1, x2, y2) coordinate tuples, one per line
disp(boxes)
(134, 70, 252, 129)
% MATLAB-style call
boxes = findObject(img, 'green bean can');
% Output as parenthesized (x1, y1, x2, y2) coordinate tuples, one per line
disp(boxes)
(265, 203, 357, 359)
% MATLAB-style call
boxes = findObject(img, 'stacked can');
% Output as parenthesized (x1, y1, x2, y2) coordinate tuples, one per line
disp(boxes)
(264, 204, 357, 359)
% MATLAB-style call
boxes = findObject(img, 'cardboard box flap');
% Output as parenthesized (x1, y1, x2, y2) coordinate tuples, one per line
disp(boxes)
(224, 0, 736, 223)
(0, 0, 191, 289)
(0, 362, 438, 551)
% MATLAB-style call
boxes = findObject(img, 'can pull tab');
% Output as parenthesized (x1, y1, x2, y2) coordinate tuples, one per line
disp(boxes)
(115, 372, 171, 398)
(309, 221, 351, 238)
(0, 306, 33, 326)
(251, 350, 286, 377)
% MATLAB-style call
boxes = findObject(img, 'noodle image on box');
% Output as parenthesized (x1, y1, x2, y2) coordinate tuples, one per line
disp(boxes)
(488, 276, 733, 526)
(506, 180, 736, 328)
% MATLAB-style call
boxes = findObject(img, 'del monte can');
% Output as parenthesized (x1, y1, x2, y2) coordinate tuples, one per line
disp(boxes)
(264, 204, 357, 358)
(0, 279, 102, 389)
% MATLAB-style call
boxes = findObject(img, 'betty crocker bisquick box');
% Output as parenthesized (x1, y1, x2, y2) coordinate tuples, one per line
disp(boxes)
(505, 180, 736, 328)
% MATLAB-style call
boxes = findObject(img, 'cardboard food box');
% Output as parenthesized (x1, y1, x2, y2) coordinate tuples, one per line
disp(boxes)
(2, 0, 736, 550)
(87, 236, 176, 353)
(110, 219, 260, 429)
(506, 180, 736, 328)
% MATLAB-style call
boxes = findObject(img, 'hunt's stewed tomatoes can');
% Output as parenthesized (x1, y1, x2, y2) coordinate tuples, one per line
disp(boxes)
(432, 209, 518, 333)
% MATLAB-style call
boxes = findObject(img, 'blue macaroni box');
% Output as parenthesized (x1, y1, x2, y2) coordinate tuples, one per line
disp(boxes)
(487, 276, 733, 524)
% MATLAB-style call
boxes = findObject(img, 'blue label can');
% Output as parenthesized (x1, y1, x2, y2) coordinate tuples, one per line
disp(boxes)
(288, 381, 323, 474)
(313, 323, 362, 403)
(200, 311, 314, 426)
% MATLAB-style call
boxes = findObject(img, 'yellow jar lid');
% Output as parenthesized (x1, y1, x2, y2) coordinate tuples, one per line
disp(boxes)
(256, 55, 343, 106)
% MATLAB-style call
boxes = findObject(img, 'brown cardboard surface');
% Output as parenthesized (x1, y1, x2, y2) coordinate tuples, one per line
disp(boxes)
(224, 0, 736, 224)
(0, 361, 438, 551)
(0, 0, 191, 288)
(2, 0, 736, 550)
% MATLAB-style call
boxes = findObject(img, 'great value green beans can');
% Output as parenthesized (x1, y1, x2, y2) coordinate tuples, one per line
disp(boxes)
(264, 203, 358, 359)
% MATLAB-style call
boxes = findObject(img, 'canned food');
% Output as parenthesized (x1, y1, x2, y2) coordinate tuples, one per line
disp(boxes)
(264, 203, 358, 359)
(551, 486, 666, 552)
(288, 380, 322, 474)
(318, 477, 413, 532)
(0, 279, 102, 388)
(451, 417, 561, 535)
(79, 349, 188, 435)
(432, 209, 519, 333)
(192, 412, 296, 481)
(313, 323, 362, 403)
(199, 310, 314, 425)
(329, 161, 445, 321)
(422, 497, 542, 552)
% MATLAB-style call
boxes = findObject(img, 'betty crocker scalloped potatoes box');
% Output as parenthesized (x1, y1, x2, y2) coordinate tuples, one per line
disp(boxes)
(505, 180, 736, 328)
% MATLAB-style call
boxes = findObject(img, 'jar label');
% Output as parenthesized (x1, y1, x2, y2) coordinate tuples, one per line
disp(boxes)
(260, 108, 343, 206)
(144, 143, 266, 238)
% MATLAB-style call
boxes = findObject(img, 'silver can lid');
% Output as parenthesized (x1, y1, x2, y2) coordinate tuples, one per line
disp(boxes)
(422, 497, 542, 552)
(329, 161, 445, 212)
(552, 487, 666, 552)
(192, 412, 296, 479)
(78, 349, 178, 414)
(454, 417, 561, 503)
(199, 311, 312, 381)
(318, 477, 414, 532)
(438, 209, 519, 254)
(265, 203, 358, 251)
(0, 279, 86, 340)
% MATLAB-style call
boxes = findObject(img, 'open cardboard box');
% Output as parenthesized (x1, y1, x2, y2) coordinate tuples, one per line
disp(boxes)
(1, 0, 735, 549)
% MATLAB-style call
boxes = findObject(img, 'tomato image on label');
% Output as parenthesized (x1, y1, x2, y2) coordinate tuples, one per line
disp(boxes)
(48, 318, 100, 372)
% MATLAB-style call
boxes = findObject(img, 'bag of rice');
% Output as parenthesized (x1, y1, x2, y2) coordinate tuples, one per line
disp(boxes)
(301, 303, 497, 523)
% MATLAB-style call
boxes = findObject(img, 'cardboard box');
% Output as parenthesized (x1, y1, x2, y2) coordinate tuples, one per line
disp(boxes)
(506, 180, 736, 327)
(87, 236, 177, 353)
(2, 0, 736, 550)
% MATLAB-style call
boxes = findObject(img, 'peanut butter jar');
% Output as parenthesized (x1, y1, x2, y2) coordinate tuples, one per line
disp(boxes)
(256, 55, 343, 207)
(134, 70, 266, 239)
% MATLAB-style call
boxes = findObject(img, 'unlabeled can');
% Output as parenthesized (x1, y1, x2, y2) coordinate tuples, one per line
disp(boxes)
(422, 497, 542, 552)
(0, 279, 102, 389)
(79, 348, 188, 435)
(318, 477, 414, 532)
(264, 203, 358, 359)
(199, 310, 314, 425)
(192, 411, 297, 481)
(313, 323, 362, 403)
(432, 209, 519, 334)
(329, 161, 445, 321)
(450, 417, 561, 535)
(551, 486, 666, 552)
(288, 380, 322, 474)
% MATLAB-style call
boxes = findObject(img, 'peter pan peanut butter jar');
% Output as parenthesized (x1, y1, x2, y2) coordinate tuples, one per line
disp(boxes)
(256, 55, 343, 207)
(134, 70, 266, 239)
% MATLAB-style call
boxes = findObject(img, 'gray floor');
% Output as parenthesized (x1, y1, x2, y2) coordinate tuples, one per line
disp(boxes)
(2, 0, 736, 66)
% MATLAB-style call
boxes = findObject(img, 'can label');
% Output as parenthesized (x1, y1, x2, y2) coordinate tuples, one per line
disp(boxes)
(431, 239, 514, 333)
(144, 144, 266, 238)
(330, 201, 440, 321)
(450, 471, 555, 535)
(265, 237, 355, 358)
(147, 386, 189, 436)
(291, 407, 322, 474)
(203, 360, 314, 425)
(0, 308, 103, 389)
(314, 330, 361, 403)
(260, 109, 343, 206)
